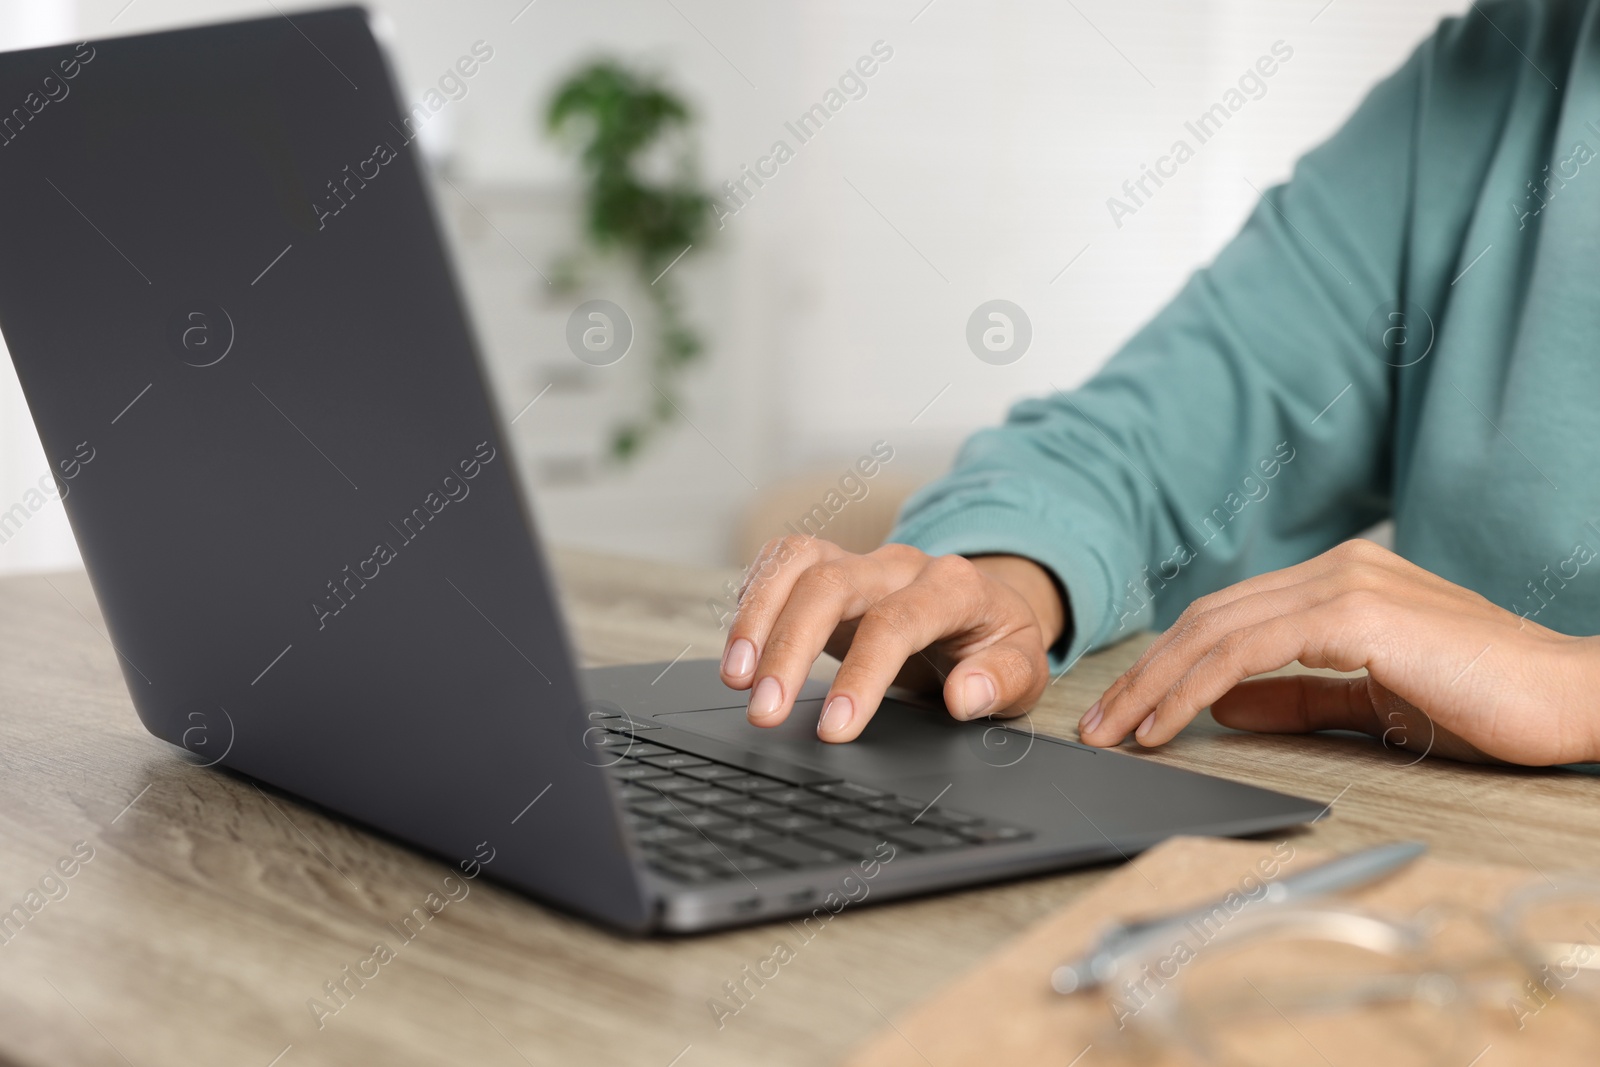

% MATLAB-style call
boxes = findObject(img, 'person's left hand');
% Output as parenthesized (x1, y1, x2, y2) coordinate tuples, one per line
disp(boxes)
(1077, 539, 1600, 766)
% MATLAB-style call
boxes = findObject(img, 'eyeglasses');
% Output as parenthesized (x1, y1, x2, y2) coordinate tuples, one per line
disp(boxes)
(1077, 877, 1600, 1067)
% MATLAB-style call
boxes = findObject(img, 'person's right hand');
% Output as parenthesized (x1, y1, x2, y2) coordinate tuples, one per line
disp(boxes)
(718, 536, 1066, 742)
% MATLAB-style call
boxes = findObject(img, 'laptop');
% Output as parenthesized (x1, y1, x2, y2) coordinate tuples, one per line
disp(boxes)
(0, 7, 1323, 933)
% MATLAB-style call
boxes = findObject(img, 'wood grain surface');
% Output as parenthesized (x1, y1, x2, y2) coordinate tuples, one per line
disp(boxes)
(0, 547, 1596, 1067)
(846, 837, 1600, 1067)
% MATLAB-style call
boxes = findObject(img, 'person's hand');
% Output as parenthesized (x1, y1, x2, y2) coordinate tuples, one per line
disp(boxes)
(720, 537, 1066, 742)
(1079, 539, 1600, 765)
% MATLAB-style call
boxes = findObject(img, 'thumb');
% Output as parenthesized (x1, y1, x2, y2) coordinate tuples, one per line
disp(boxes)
(944, 637, 1048, 721)
(1211, 675, 1379, 737)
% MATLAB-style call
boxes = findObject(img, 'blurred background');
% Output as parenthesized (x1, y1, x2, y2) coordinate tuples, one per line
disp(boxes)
(0, 0, 1460, 576)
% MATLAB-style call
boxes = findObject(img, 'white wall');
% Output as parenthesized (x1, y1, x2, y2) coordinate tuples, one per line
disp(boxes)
(0, 0, 76, 571)
(0, 0, 1467, 573)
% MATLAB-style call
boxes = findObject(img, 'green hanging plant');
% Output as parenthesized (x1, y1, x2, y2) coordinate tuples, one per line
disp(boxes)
(544, 59, 715, 463)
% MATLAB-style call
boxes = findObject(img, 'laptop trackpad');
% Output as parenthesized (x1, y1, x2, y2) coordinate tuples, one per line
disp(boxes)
(657, 697, 1053, 789)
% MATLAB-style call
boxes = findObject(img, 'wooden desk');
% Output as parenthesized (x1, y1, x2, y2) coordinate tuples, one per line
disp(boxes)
(1, 549, 1597, 1067)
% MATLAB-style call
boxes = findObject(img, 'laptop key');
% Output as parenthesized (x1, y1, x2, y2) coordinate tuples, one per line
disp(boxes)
(679, 786, 742, 806)
(885, 826, 966, 851)
(629, 799, 680, 817)
(664, 809, 736, 831)
(678, 764, 746, 782)
(835, 812, 905, 833)
(811, 782, 886, 802)
(720, 852, 781, 875)
(756, 813, 828, 835)
(667, 839, 733, 861)
(761, 788, 815, 805)
(611, 763, 673, 782)
(639, 753, 712, 770)
(748, 837, 845, 869)
(706, 824, 768, 845)
(605, 727, 662, 741)
(877, 795, 937, 817)
(721, 799, 784, 820)
(798, 826, 883, 858)
(669, 845, 781, 876)
(604, 742, 673, 758)
(792, 797, 871, 819)
(640, 776, 702, 795)
(635, 824, 693, 845)
(718, 774, 788, 793)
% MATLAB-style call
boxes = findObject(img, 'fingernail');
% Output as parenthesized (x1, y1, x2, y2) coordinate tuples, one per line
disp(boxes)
(723, 637, 755, 679)
(1136, 712, 1156, 740)
(747, 676, 783, 721)
(1081, 701, 1103, 734)
(818, 695, 854, 737)
(961, 674, 996, 719)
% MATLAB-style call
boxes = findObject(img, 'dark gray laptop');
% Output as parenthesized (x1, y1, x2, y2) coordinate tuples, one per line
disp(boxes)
(0, 8, 1322, 933)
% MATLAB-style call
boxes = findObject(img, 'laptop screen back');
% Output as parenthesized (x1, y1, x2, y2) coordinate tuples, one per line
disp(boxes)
(0, 8, 649, 930)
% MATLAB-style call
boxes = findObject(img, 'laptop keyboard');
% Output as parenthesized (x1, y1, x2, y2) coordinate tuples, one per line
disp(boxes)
(594, 719, 1034, 885)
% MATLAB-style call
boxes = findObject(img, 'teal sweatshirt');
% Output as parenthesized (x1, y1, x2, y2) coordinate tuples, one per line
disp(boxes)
(889, 0, 1600, 670)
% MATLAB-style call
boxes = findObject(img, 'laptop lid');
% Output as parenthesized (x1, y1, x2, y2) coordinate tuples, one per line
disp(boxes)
(0, 7, 652, 931)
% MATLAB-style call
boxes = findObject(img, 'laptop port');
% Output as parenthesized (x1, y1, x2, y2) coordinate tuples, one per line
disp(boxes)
(731, 897, 761, 915)
(784, 888, 816, 906)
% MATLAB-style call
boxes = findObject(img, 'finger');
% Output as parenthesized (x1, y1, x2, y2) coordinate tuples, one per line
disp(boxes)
(1092, 567, 1323, 718)
(1091, 539, 1407, 718)
(1217, 677, 1494, 764)
(825, 615, 946, 695)
(818, 556, 992, 742)
(744, 551, 924, 727)
(1087, 576, 1332, 745)
(1118, 591, 1389, 747)
(1120, 615, 1323, 746)
(1210, 675, 1378, 735)
(941, 635, 1050, 724)
(720, 536, 842, 689)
